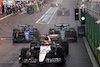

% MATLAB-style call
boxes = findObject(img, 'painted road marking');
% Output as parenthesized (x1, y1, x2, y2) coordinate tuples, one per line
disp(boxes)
(36, 7, 52, 23)
(47, 8, 58, 24)
(36, 7, 58, 24)
(0, 13, 13, 21)
(36, 0, 63, 24)
(57, 0, 63, 3)
(0, 12, 25, 21)
(0, 9, 26, 21)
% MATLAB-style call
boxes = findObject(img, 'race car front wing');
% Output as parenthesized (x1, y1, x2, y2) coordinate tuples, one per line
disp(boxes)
(19, 58, 63, 64)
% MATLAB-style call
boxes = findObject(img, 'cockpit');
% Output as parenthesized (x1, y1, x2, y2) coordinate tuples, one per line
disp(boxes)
(22, 26, 31, 31)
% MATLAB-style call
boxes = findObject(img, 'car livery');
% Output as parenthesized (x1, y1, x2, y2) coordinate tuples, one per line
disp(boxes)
(49, 23, 77, 42)
(13, 24, 40, 42)
(19, 35, 69, 65)
(49, 23, 69, 41)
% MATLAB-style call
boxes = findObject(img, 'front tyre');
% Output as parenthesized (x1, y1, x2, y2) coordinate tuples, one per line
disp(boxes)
(20, 48, 29, 65)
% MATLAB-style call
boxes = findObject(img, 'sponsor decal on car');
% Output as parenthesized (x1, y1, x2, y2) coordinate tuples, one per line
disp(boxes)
(49, 34, 59, 37)
(45, 58, 61, 63)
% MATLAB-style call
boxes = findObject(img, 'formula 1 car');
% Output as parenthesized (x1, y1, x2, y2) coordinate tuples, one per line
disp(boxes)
(49, 23, 77, 42)
(57, 8, 69, 16)
(19, 36, 68, 65)
(13, 24, 40, 42)
(51, 2, 61, 7)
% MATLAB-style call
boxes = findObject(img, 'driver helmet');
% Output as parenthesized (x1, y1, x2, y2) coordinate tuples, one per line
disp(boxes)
(46, 42, 49, 45)
(45, 36, 49, 40)
(25, 25, 28, 27)
(60, 27, 64, 30)
(41, 42, 44, 45)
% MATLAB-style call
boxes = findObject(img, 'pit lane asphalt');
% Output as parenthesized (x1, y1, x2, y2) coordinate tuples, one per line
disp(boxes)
(0, 0, 93, 67)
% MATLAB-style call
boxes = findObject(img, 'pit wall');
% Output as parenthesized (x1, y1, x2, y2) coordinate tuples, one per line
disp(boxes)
(86, 16, 100, 65)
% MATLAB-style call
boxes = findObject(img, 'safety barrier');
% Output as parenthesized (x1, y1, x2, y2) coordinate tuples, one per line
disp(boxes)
(86, 14, 100, 66)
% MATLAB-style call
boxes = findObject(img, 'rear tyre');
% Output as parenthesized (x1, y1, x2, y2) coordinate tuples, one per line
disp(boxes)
(21, 48, 28, 59)
(56, 47, 66, 63)
(71, 31, 77, 42)
(60, 41, 69, 55)
(74, 31, 77, 42)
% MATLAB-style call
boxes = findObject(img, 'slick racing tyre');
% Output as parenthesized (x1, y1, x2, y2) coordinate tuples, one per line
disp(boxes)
(69, 28, 77, 42)
(13, 29, 20, 33)
(73, 31, 77, 42)
(32, 28, 38, 31)
(60, 41, 69, 55)
(32, 28, 40, 39)
(29, 33, 34, 41)
(56, 47, 66, 63)
(20, 48, 29, 65)
(21, 48, 28, 59)
(13, 29, 20, 43)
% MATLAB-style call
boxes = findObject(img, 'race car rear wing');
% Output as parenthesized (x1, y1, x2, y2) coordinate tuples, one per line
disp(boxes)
(54, 23, 69, 27)
(18, 24, 33, 27)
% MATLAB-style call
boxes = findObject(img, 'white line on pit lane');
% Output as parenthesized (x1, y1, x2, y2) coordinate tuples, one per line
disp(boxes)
(0, 11, 26, 21)
(36, 7, 52, 23)
(36, 7, 58, 24)
(0, 13, 13, 21)
(47, 8, 58, 24)
(36, 0, 63, 24)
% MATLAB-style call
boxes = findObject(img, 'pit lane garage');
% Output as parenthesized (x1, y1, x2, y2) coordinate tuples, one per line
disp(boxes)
(49, 23, 77, 42)
(57, 8, 70, 16)
(13, 24, 40, 43)
(19, 36, 69, 65)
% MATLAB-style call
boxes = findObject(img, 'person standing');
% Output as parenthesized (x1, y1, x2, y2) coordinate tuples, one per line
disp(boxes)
(0, 5, 1, 14)
(19, 5, 21, 12)
(2, 4, 4, 14)
(10, 3, 13, 13)
(39, 1, 42, 12)
(13, 5, 15, 14)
